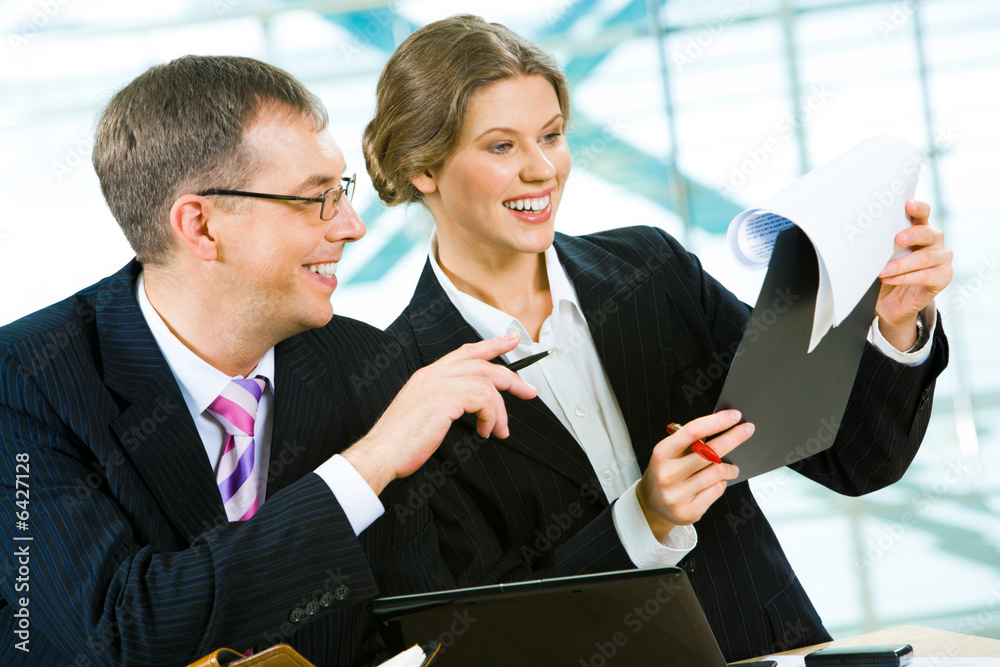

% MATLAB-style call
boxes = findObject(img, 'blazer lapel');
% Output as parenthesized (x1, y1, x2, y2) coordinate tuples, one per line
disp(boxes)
(100, 262, 227, 543)
(405, 261, 598, 489)
(266, 333, 343, 497)
(554, 233, 675, 472)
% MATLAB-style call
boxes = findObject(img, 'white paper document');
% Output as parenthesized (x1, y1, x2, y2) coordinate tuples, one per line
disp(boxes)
(377, 644, 431, 666)
(727, 135, 922, 351)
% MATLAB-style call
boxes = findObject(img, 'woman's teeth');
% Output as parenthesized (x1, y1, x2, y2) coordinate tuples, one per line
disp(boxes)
(503, 195, 550, 212)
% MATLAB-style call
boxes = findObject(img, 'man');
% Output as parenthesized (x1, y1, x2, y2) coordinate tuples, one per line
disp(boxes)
(0, 55, 533, 665)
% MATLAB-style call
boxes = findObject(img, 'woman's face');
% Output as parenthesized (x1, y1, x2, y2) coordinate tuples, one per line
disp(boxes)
(413, 75, 571, 261)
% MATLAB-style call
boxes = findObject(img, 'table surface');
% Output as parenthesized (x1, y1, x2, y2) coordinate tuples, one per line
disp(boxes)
(736, 624, 1000, 661)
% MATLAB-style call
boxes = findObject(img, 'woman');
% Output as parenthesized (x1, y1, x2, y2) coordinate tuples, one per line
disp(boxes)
(363, 15, 950, 661)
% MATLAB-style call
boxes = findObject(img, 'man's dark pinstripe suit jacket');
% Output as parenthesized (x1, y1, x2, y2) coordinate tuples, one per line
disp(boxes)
(387, 226, 948, 662)
(0, 261, 451, 666)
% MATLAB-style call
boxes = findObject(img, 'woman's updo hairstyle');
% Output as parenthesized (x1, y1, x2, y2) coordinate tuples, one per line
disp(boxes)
(363, 14, 570, 206)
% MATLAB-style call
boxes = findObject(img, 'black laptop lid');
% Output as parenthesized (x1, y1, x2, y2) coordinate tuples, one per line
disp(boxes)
(371, 567, 727, 666)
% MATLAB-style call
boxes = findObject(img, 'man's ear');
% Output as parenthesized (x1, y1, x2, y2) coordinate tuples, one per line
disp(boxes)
(169, 195, 219, 261)
(411, 170, 437, 195)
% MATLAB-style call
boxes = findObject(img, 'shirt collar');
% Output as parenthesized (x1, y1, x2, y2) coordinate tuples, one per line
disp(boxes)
(135, 272, 276, 416)
(427, 234, 582, 343)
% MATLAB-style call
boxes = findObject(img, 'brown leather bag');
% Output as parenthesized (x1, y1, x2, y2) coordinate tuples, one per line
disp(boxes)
(186, 644, 315, 667)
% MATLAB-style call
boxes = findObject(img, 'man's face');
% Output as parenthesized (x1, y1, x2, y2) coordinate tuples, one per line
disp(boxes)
(211, 108, 365, 340)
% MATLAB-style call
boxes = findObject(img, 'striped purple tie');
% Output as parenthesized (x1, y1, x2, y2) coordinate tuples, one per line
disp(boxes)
(206, 377, 267, 522)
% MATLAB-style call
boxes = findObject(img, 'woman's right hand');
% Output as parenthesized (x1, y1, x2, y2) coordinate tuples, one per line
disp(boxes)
(636, 410, 754, 541)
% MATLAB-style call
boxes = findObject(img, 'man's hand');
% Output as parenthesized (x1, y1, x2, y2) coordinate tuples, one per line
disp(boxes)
(876, 200, 953, 350)
(636, 410, 753, 542)
(342, 332, 537, 495)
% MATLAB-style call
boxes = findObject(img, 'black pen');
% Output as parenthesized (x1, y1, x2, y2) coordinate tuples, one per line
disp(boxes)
(503, 349, 554, 373)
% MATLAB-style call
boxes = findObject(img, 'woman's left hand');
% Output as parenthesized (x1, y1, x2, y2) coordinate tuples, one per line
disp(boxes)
(875, 199, 953, 350)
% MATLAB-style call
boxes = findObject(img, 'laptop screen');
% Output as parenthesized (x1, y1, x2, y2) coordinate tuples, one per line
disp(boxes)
(371, 567, 728, 666)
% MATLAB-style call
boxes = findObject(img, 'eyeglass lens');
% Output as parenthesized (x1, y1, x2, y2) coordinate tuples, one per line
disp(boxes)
(320, 177, 354, 221)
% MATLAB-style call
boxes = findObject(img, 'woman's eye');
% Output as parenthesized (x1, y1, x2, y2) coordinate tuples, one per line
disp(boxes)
(542, 131, 562, 143)
(489, 142, 513, 154)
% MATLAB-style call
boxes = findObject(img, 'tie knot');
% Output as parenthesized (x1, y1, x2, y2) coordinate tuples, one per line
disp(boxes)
(206, 376, 267, 437)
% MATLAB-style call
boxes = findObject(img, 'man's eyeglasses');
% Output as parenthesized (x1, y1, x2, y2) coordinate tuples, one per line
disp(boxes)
(197, 173, 355, 222)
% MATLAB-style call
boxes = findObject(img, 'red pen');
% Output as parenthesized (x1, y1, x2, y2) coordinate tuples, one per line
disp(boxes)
(667, 422, 722, 464)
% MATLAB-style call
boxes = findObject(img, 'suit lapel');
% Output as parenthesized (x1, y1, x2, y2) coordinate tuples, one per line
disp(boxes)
(266, 333, 343, 497)
(98, 263, 345, 540)
(554, 233, 674, 472)
(406, 261, 598, 489)
(100, 262, 227, 542)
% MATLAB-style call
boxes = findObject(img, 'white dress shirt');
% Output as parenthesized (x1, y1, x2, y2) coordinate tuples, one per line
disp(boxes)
(868, 312, 935, 365)
(136, 273, 383, 535)
(429, 238, 697, 568)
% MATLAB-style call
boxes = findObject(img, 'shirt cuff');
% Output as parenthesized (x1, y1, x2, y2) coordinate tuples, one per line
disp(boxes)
(868, 307, 936, 366)
(612, 481, 698, 569)
(313, 454, 384, 536)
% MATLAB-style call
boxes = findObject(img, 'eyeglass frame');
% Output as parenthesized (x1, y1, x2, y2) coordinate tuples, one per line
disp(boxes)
(196, 173, 355, 222)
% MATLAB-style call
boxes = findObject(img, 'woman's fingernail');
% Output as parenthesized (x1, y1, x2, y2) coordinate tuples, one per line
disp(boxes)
(743, 423, 755, 436)
(728, 410, 741, 421)
(506, 331, 520, 340)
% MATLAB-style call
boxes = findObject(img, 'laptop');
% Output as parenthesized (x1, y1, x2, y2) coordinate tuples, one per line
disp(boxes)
(371, 567, 775, 666)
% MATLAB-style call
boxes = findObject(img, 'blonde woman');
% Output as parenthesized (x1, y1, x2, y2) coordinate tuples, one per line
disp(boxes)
(364, 15, 951, 661)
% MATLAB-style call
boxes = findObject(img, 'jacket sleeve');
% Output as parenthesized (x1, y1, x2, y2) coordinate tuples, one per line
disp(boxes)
(650, 225, 949, 497)
(787, 325, 947, 495)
